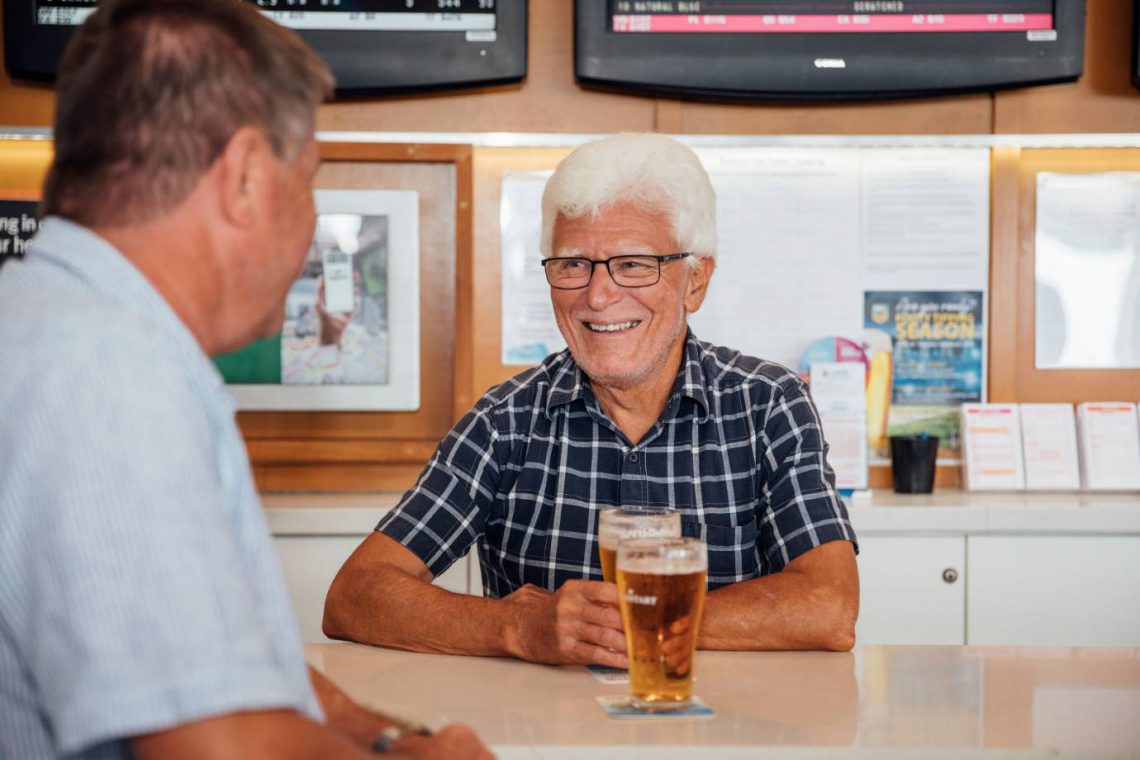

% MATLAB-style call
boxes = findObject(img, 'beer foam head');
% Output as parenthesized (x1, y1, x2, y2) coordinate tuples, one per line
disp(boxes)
(617, 538, 708, 574)
(598, 507, 679, 549)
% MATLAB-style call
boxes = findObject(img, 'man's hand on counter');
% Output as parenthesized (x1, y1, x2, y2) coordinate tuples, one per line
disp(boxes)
(501, 580, 628, 669)
(385, 725, 493, 759)
(308, 666, 493, 758)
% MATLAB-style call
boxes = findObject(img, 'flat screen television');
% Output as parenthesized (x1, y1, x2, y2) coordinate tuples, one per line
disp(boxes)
(4, 0, 526, 96)
(576, 1, 1085, 100)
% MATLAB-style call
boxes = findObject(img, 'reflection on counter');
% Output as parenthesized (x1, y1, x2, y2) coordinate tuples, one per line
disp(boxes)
(307, 643, 1140, 756)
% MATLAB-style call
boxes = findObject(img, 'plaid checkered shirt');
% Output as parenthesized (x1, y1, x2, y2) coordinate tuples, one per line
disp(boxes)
(377, 330, 857, 598)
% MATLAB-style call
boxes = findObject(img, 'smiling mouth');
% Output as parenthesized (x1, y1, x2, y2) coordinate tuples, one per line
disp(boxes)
(584, 320, 641, 333)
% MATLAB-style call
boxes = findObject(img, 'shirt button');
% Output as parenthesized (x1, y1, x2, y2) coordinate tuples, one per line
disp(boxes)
(629, 452, 638, 462)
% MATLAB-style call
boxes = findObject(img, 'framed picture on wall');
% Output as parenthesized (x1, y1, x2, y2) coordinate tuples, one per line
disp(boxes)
(215, 189, 420, 410)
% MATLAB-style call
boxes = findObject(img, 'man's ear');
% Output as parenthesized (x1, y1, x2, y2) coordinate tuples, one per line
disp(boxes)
(683, 255, 716, 313)
(218, 126, 270, 229)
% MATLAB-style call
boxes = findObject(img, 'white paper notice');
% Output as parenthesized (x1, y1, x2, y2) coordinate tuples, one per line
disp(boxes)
(690, 148, 864, 369)
(960, 404, 1025, 491)
(1019, 403, 1081, 491)
(810, 362, 868, 490)
(1035, 172, 1140, 369)
(860, 148, 991, 291)
(500, 172, 565, 364)
(1076, 402, 1140, 491)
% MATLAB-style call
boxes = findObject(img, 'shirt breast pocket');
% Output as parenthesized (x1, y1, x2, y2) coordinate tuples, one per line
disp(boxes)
(682, 517, 760, 588)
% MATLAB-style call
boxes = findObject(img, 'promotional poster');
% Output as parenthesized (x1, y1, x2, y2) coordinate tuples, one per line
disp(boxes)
(864, 290, 986, 460)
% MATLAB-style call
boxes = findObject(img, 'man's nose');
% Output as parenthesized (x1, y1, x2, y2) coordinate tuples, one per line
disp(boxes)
(585, 261, 623, 309)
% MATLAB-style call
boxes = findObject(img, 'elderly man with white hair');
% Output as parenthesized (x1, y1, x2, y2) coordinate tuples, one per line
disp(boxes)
(324, 133, 859, 664)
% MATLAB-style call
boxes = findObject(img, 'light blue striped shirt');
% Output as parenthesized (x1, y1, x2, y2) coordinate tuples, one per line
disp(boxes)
(0, 218, 321, 759)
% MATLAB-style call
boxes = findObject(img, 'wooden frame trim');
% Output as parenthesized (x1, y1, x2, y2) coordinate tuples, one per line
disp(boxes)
(988, 146, 1022, 402)
(317, 141, 475, 424)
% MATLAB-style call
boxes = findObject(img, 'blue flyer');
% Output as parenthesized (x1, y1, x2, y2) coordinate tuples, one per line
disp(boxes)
(864, 290, 985, 406)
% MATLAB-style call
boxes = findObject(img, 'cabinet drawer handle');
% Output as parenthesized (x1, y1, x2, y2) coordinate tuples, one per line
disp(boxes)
(942, 568, 959, 584)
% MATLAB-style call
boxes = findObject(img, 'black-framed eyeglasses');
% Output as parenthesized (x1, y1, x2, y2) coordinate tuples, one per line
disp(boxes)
(540, 253, 691, 290)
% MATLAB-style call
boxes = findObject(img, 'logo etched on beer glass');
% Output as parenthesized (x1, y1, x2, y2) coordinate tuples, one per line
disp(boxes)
(616, 537, 707, 711)
(598, 507, 681, 584)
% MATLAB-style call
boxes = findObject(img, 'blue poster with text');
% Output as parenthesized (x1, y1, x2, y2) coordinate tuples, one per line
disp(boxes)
(864, 290, 984, 406)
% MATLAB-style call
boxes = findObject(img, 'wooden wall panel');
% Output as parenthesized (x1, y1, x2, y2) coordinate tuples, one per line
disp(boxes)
(988, 147, 1024, 403)
(675, 94, 993, 136)
(994, 0, 1140, 134)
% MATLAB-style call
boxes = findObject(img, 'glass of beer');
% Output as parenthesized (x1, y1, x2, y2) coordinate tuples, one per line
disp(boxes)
(598, 507, 681, 584)
(616, 537, 708, 711)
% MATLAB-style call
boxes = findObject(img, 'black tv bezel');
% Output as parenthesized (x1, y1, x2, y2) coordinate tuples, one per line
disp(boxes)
(3, 1, 527, 96)
(575, 2, 1085, 101)
(1133, 0, 1139, 90)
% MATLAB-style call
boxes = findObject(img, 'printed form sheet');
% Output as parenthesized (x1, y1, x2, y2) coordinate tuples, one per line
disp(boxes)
(500, 172, 565, 364)
(689, 148, 862, 369)
(1035, 172, 1140, 369)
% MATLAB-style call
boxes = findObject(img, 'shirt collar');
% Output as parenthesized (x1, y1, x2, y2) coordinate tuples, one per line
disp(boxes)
(544, 329, 711, 421)
(28, 216, 232, 408)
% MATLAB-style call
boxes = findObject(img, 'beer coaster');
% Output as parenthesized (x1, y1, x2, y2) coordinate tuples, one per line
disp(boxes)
(596, 695, 715, 719)
(586, 664, 629, 684)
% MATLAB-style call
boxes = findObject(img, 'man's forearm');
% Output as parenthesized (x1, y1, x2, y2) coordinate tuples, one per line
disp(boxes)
(323, 563, 520, 658)
(697, 542, 859, 652)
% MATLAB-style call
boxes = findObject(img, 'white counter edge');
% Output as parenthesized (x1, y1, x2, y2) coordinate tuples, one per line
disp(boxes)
(263, 492, 1140, 537)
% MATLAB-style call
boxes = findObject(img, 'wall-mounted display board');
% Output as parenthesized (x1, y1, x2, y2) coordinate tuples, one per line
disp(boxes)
(4, 0, 526, 95)
(238, 142, 474, 491)
(1034, 171, 1140, 370)
(576, 1, 1085, 100)
(988, 147, 1140, 406)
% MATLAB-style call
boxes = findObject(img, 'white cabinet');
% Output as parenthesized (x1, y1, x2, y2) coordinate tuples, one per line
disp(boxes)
(273, 535, 472, 643)
(855, 536, 966, 645)
(967, 536, 1140, 646)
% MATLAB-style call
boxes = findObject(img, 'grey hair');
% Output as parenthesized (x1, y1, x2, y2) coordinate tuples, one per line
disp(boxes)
(539, 133, 717, 261)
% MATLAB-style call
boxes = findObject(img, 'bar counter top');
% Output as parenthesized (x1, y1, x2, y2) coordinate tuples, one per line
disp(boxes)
(305, 642, 1140, 758)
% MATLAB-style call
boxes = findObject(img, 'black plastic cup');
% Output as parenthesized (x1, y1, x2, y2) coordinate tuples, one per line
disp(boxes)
(889, 435, 939, 494)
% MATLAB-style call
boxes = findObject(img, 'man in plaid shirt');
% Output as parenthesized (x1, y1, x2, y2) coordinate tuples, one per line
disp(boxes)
(325, 134, 859, 665)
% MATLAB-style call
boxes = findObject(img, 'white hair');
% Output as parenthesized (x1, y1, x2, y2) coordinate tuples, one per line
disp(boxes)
(539, 133, 717, 261)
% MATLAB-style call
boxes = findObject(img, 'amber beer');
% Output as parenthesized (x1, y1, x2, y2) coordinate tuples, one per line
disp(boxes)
(616, 537, 707, 710)
(598, 507, 681, 583)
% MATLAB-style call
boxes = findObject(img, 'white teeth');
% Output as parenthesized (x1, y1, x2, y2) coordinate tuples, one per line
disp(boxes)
(585, 321, 639, 333)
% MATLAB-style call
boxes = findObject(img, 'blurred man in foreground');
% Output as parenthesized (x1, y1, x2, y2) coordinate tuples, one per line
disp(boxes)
(325, 134, 859, 665)
(0, 1, 489, 757)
